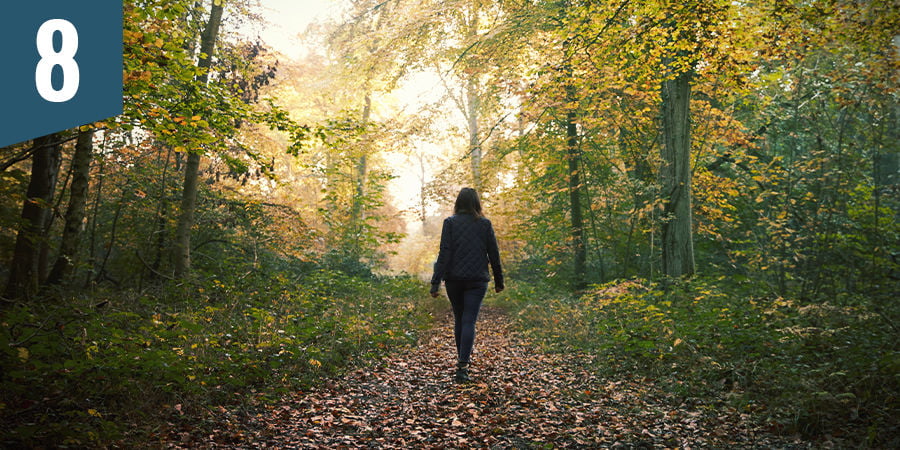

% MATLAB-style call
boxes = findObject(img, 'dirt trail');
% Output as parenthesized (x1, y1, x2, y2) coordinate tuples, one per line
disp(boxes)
(185, 307, 805, 448)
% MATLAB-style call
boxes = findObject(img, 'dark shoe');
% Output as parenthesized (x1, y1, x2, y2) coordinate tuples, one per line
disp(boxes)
(455, 361, 471, 383)
(454, 367, 470, 383)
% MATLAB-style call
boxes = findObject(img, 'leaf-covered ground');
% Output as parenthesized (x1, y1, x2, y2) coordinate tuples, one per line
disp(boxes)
(165, 307, 811, 448)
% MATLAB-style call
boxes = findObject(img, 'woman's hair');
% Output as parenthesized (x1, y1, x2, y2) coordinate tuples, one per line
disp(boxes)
(454, 187, 483, 217)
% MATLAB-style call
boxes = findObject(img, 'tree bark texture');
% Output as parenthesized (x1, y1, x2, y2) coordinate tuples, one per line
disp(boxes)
(659, 69, 696, 278)
(173, 1, 224, 278)
(47, 129, 94, 285)
(466, 77, 482, 190)
(566, 84, 586, 289)
(4, 133, 63, 299)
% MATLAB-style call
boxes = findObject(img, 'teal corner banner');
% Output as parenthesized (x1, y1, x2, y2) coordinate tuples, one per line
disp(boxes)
(0, 1, 123, 148)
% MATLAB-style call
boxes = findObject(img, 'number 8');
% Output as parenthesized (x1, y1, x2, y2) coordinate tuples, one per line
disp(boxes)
(35, 19, 80, 103)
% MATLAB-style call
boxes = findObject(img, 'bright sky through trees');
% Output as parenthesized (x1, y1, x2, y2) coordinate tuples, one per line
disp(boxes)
(249, 0, 461, 221)
(252, 0, 339, 59)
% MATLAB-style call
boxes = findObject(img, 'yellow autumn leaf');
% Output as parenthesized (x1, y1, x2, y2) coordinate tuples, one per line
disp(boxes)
(673, 338, 683, 347)
(17, 347, 29, 362)
(309, 358, 322, 367)
(88, 409, 102, 418)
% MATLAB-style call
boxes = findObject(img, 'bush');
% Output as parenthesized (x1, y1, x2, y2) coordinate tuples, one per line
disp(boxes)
(0, 260, 442, 446)
(493, 277, 899, 446)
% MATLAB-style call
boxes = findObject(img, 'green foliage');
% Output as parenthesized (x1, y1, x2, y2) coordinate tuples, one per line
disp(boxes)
(0, 262, 442, 446)
(313, 114, 404, 268)
(494, 277, 899, 445)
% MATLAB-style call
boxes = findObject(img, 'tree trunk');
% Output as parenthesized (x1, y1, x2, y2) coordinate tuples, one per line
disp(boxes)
(565, 84, 586, 290)
(84, 134, 108, 288)
(417, 153, 427, 227)
(174, 152, 201, 277)
(352, 94, 371, 224)
(4, 133, 63, 299)
(659, 68, 695, 278)
(153, 145, 173, 273)
(47, 129, 94, 285)
(359, 93, 372, 196)
(173, 0, 224, 277)
(467, 77, 482, 190)
(347, 92, 372, 258)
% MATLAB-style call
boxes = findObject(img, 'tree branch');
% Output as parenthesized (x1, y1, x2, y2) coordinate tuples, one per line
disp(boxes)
(1, 133, 82, 172)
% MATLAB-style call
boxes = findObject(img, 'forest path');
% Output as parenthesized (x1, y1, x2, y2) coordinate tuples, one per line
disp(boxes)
(199, 307, 803, 448)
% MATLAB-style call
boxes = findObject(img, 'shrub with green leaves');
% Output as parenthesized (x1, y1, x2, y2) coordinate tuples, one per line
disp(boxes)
(494, 277, 899, 445)
(0, 262, 442, 446)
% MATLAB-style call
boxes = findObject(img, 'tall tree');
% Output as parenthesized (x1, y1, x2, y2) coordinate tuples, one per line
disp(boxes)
(562, 24, 587, 288)
(4, 133, 64, 299)
(565, 83, 586, 289)
(466, 76, 483, 189)
(173, 0, 225, 277)
(351, 93, 372, 229)
(652, 0, 727, 278)
(460, 6, 484, 190)
(326, 1, 390, 262)
(46, 129, 95, 285)
(659, 53, 696, 278)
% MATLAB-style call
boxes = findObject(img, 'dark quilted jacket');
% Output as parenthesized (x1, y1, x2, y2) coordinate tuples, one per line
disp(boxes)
(430, 214, 503, 293)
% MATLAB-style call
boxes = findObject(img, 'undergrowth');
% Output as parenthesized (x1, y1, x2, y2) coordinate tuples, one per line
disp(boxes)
(0, 260, 442, 446)
(494, 277, 899, 447)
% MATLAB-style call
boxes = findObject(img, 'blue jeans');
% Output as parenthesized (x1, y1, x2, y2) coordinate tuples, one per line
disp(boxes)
(445, 280, 487, 365)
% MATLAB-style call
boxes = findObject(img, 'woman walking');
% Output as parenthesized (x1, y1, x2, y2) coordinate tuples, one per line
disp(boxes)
(430, 187, 504, 383)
